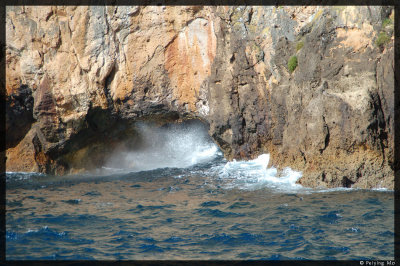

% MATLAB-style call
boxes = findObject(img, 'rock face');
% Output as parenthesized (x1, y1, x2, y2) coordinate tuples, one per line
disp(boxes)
(5, 6, 395, 188)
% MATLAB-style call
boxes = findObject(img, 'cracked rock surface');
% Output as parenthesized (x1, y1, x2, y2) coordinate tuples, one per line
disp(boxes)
(5, 6, 395, 189)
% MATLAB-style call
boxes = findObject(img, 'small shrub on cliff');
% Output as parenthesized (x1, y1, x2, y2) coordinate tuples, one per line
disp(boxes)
(375, 32, 391, 49)
(296, 41, 304, 52)
(382, 18, 392, 28)
(288, 56, 298, 73)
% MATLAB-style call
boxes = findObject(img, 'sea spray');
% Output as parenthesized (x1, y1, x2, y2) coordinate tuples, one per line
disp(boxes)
(104, 120, 221, 172)
(103, 120, 303, 191)
(216, 153, 303, 191)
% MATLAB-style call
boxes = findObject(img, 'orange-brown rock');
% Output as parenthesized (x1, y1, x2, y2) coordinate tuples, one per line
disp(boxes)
(5, 6, 395, 189)
(165, 17, 217, 112)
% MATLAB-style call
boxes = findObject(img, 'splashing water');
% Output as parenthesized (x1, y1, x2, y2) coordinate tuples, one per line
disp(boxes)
(100, 120, 303, 191)
(104, 121, 222, 172)
(216, 154, 303, 191)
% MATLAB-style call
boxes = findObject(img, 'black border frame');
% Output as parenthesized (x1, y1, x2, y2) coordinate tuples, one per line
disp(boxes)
(1, 1, 398, 265)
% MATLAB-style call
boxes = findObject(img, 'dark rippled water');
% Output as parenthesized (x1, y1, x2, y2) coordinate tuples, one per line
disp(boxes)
(6, 156, 394, 260)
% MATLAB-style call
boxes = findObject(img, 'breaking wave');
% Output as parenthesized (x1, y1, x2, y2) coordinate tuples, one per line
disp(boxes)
(104, 120, 222, 172)
(215, 154, 303, 191)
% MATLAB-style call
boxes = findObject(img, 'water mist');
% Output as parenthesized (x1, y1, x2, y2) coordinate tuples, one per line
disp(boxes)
(103, 120, 222, 172)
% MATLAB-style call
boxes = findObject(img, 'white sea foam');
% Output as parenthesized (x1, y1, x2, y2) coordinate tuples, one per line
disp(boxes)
(6, 172, 45, 176)
(215, 153, 304, 191)
(5, 171, 45, 182)
(309, 187, 354, 193)
(212, 154, 394, 193)
(371, 187, 392, 192)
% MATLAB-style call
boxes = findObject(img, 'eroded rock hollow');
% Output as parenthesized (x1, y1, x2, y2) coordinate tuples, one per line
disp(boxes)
(5, 6, 395, 188)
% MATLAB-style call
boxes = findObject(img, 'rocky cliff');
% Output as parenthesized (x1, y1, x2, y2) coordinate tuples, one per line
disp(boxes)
(5, 6, 395, 189)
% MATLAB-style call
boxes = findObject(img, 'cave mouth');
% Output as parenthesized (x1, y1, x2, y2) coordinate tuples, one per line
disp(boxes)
(99, 119, 222, 174)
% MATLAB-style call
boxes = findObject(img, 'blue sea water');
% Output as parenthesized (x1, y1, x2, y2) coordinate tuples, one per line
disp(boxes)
(5, 122, 395, 260)
(6, 161, 394, 260)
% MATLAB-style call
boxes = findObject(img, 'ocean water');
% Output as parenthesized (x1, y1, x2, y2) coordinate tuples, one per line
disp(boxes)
(6, 121, 394, 260)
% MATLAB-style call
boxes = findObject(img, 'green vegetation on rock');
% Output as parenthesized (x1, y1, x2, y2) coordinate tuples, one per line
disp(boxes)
(382, 18, 392, 28)
(288, 56, 298, 73)
(296, 41, 304, 52)
(375, 31, 391, 48)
